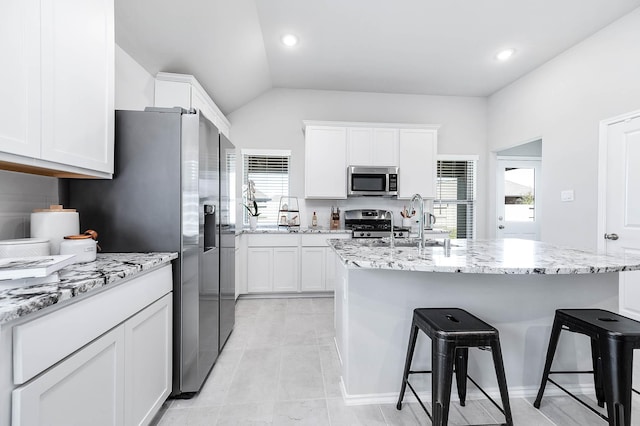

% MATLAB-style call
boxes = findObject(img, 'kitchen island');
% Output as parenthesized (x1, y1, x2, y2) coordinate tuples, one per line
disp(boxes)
(329, 238, 640, 404)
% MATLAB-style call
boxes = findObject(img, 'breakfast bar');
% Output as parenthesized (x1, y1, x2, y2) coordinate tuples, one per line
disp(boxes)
(329, 238, 640, 404)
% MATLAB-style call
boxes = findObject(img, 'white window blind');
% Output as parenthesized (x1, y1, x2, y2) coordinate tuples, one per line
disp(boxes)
(434, 160, 476, 238)
(243, 153, 290, 225)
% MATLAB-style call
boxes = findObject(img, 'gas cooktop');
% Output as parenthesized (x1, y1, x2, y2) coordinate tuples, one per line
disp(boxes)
(345, 209, 411, 239)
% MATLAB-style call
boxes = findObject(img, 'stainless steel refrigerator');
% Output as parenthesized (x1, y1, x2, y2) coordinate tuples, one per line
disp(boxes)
(64, 107, 235, 397)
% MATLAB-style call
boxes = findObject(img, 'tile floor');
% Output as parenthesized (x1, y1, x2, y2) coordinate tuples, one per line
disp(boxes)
(155, 297, 639, 425)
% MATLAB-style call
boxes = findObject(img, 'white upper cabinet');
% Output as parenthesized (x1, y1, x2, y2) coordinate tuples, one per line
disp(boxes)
(347, 128, 374, 166)
(0, 0, 40, 159)
(347, 128, 398, 167)
(0, 0, 114, 178)
(304, 121, 437, 200)
(372, 128, 399, 166)
(398, 128, 438, 199)
(40, 0, 114, 175)
(304, 124, 348, 199)
(154, 72, 231, 138)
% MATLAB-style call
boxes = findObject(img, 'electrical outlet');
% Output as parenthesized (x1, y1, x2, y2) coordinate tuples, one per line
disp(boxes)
(561, 190, 574, 202)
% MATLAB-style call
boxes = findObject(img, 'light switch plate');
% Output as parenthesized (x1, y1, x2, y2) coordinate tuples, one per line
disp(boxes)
(561, 190, 574, 202)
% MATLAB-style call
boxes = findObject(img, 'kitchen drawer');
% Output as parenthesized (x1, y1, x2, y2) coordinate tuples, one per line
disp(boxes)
(301, 233, 350, 246)
(247, 234, 300, 247)
(13, 265, 172, 385)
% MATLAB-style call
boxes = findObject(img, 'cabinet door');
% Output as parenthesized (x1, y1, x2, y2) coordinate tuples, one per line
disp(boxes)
(398, 129, 437, 199)
(347, 127, 373, 166)
(372, 128, 399, 166)
(39, 0, 114, 174)
(305, 126, 347, 199)
(0, 0, 40, 158)
(124, 294, 172, 426)
(12, 327, 125, 426)
(325, 248, 337, 291)
(154, 80, 191, 109)
(273, 247, 299, 292)
(301, 247, 325, 291)
(247, 248, 272, 292)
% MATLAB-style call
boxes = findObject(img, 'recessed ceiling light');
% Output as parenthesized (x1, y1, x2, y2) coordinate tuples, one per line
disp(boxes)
(496, 48, 515, 61)
(281, 34, 298, 47)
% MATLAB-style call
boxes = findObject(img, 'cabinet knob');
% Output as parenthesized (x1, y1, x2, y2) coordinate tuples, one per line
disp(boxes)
(498, 225, 505, 230)
(604, 233, 619, 240)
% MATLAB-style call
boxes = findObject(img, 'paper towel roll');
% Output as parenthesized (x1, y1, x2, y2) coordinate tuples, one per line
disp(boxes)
(31, 210, 79, 255)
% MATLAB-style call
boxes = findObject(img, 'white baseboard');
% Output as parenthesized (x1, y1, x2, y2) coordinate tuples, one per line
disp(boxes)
(339, 380, 597, 406)
(237, 292, 334, 299)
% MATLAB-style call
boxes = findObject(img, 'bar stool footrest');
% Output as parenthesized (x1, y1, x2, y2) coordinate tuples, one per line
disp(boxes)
(402, 371, 508, 425)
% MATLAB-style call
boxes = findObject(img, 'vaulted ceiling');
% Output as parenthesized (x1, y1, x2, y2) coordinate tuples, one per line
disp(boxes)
(115, 0, 640, 114)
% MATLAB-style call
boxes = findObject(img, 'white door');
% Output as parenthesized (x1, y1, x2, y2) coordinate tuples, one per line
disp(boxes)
(601, 113, 640, 320)
(496, 159, 541, 239)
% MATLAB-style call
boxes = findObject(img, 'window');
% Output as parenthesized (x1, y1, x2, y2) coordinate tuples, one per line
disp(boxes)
(242, 150, 290, 225)
(434, 157, 477, 238)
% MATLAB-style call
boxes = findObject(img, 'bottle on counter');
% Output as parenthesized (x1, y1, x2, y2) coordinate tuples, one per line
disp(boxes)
(312, 212, 318, 227)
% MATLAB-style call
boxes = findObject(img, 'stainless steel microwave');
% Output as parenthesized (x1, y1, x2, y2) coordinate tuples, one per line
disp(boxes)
(347, 166, 398, 197)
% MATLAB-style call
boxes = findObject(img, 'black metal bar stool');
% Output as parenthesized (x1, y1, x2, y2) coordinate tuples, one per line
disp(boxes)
(396, 308, 513, 426)
(534, 309, 640, 426)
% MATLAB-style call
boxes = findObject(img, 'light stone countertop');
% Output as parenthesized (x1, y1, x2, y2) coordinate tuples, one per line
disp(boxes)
(239, 227, 351, 235)
(328, 238, 640, 274)
(0, 252, 177, 325)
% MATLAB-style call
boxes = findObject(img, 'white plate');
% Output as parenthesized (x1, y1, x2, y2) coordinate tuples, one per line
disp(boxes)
(0, 238, 50, 258)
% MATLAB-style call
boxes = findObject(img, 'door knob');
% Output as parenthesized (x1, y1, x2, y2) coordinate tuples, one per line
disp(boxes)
(498, 225, 505, 229)
(604, 233, 619, 240)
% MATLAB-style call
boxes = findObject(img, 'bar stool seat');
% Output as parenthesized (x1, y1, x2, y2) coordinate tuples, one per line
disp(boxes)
(534, 309, 640, 426)
(396, 308, 513, 426)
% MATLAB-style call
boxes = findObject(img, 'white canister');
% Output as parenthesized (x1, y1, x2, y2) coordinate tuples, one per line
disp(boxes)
(59, 238, 97, 263)
(31, 205, 80, 255)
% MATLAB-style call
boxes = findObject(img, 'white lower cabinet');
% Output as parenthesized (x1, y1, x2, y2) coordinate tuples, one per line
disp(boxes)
(273, 248, 299, 292)
(246, 247, 299, 293)
(247, 247, 273, 293)
(325, 248, 338, 291)
(300, 234, 350, 292)
(124, 295, 172, 426)
(301, 247, 325, 291)
(242, 233, 350, 295)
(9, 266, 173, 426)
(12, 327, 125, 426)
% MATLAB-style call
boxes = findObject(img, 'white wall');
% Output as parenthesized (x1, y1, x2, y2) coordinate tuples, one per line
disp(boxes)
(487, 8, 640, 250)
(227, 88, 488, 234)
(115, 44, 155, 110)
(0, 171, 58, 239)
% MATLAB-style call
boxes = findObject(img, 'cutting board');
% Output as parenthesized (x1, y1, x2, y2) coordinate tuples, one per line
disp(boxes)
(0, 255, 76, 280)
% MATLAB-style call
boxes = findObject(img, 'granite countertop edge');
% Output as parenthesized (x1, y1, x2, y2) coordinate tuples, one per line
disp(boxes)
(329, 238, 640, 275)
(0, 252, 178, 326)
(239, 228, 351, 235)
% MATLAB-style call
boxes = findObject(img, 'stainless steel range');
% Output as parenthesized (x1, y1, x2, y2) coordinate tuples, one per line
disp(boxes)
(345, 209, 410, 239)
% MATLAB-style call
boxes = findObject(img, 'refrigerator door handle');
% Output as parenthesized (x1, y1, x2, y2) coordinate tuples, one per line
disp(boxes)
(204, 204, 216, 251)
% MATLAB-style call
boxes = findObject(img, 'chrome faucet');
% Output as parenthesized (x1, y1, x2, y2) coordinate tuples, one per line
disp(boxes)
(410, 193, 425, 250)
(385, 210, 395, 248)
